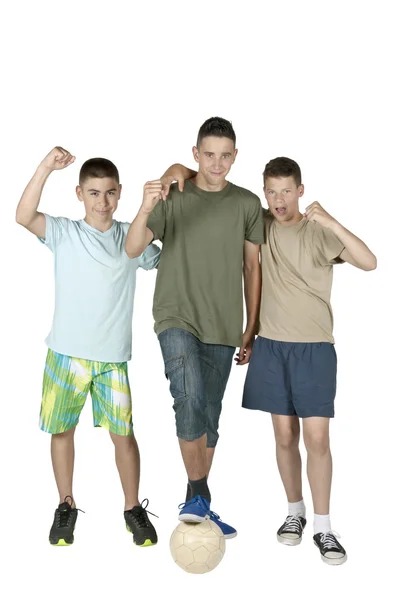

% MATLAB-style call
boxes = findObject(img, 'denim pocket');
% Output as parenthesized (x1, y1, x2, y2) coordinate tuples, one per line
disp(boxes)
(164, 355, 185, 399)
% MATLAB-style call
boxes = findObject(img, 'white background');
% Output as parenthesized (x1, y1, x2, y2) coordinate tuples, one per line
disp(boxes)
(1, 1, 396, 598)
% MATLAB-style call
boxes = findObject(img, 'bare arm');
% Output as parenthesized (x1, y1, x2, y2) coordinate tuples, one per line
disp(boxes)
(126, 164, 197, 258)
(16, 147, 75, 238)
(304, 201, 377, 271)
(125, 181, 163, 258)
(330, 222, 377, 271)
(236, 242, 262, 365)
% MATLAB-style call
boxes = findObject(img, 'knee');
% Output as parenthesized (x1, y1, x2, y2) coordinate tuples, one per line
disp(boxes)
(275, 428, 300, 452)
(110, 432, 136, 449)
(52, 427, 75, 441)
(304, 432, 330, 456)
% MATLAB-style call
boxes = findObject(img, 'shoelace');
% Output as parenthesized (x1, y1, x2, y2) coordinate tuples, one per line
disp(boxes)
(320, 531, 341, 550)
(56, 495, 85, 528)
(129, 499, 158, 528)
(178, 495, 207, 510)
(282, 515, 303, 534)
(209, 511, 223, 522)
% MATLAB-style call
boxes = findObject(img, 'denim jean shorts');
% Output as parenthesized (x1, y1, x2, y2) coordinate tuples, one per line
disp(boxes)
(158, 328, 235, 447)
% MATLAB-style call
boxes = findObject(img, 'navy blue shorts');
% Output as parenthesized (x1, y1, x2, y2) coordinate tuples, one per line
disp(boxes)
(242, 336, 337, 418)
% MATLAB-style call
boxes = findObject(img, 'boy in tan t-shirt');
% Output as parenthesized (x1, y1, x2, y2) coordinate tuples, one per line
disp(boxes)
(243, 157, 376, 565)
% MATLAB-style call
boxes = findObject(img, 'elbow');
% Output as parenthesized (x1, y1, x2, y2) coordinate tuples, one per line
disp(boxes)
(362, 255, 377, 271)
(125, 245, 141, 259)
(15, 212, 27, 226)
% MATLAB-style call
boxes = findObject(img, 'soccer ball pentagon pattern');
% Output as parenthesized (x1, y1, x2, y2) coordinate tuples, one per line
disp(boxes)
(170, 519, 226, 574)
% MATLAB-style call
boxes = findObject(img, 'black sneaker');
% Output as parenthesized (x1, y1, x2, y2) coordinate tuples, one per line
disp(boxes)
(313, 531, 347, 565)
(49, 496, 83, 546)
(124, 499, 158, 547)
(277, 515, 307, 546)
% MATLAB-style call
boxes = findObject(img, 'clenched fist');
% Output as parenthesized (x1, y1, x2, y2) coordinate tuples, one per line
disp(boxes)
(304, 201, 336, 229)
(141, 180, 165, 214)
(40, 147, 75, 172)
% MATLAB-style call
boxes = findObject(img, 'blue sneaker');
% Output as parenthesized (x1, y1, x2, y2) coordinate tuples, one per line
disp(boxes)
(209, 511, 237, 539)
(178, 495, 210, 522)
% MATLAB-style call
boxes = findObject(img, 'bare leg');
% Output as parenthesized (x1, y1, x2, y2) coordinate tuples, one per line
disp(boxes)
(271, 415, 303, 503)
(179, 435, 207, 481)
(51, 427, 76, 507)
(303, 417, 332, 515)
(110, 432, 140, 511)
(206, 447, 215, 477)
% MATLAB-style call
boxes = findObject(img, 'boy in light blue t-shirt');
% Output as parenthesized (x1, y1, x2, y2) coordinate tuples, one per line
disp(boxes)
(16, 146, 161, 547)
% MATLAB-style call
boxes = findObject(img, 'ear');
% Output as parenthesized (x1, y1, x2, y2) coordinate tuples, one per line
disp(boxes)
(192, 146, 200, 164)
(118, 183, 122, 198)
(76, 185, 83, 202)
(233, 148, 238, 163)
(263, 188, 271, 208)
(298, 184, 304, 197)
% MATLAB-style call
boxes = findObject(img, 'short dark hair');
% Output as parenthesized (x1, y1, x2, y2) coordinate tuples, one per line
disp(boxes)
(196, 116, 236, 148)
(263, 157, 302, 186)
(79, 158, 119, 185)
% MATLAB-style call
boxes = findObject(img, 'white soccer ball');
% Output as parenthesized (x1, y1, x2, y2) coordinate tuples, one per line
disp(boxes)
(170, 519, 226, 574)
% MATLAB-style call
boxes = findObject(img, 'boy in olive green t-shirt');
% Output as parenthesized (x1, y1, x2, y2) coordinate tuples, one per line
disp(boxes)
(125, 117, 264, 537)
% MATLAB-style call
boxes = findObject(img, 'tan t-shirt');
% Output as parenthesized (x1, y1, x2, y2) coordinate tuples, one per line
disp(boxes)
(259, 210, 345, 343)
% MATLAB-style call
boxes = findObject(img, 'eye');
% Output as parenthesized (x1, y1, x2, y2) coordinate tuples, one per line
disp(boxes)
(108, 191, 115, 196)
(91, 192, 99, 196)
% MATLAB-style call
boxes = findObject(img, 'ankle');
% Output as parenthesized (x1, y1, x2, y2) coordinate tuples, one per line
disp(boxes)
(313, 513, 331, 534)
(124, 500, 140, 512)
(61, 495, 76, 509)
(288, 499, 306, 518)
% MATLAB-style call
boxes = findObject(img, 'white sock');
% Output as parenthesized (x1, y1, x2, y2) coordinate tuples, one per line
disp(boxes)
(314, 513, 331, 534)
(288, 500, 306, 518)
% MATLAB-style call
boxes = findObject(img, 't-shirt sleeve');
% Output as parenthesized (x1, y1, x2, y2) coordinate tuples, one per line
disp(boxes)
(138, 242, 161, 270)
(245, 196, 265, 244)
(147, 200, 166, 242)
(38, 214, 68, 252)
(314, 226, 345, 266)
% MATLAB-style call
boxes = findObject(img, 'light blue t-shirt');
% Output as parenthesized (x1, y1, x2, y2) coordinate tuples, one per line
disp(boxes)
(40, 215, 160, 362)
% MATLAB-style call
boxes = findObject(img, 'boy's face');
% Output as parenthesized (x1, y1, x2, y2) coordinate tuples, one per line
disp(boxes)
(264, 176, 304, 225)
(76, 177, 121, 223)
(193, 136, 237, 186)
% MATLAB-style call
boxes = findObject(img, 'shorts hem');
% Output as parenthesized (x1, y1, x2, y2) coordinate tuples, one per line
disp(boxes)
(94, 423, 134, 436)
(176, 428, 207, 442)
(242, 404, 296, 416)
(40, 422, 78, 434)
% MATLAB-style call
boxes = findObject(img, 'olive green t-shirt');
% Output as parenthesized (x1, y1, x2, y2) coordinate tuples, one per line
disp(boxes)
(147, 180, 264, 347)
(259, 210, 345, 344)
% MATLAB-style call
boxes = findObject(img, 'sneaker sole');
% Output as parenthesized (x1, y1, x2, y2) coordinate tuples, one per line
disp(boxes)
(50, 538, 73, 546)
(277, 534, 302, 546)
(224, 532, 238, 539)
(178, 513, 207, 523)
(126, 524, 157, 547)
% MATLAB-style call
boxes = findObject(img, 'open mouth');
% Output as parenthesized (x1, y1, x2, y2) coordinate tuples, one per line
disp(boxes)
(275, 207, 287, 216)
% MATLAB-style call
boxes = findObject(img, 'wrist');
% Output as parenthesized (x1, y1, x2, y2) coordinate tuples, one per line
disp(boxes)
(244, 324, 257, 337)
(36, 164, 53, 178)
(328, 219, 343, 235)
(138, 205, 152, 218)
